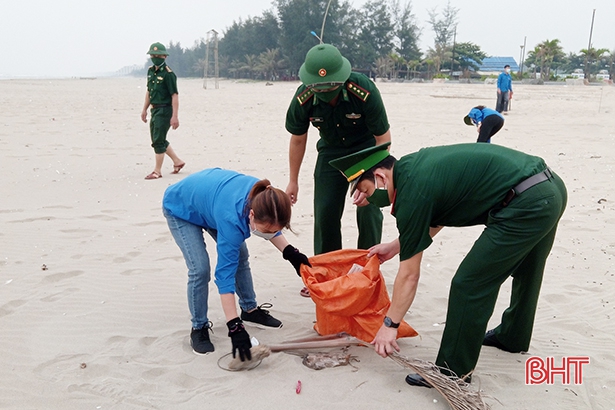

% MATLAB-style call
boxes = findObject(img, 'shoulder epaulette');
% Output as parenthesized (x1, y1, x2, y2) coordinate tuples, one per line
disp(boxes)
(347, 82, 370, 102)
(296, 88, 314, 106)
(165, 66, 173, 73)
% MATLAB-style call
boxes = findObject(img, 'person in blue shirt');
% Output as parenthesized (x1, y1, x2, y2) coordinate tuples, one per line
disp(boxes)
(496, 65, 513, 113)
(463, 105, 505, 143)
(163, 168, 310, 358)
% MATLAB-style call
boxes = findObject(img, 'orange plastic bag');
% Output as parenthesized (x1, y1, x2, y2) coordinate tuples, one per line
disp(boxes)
(300, 249, 418, 342)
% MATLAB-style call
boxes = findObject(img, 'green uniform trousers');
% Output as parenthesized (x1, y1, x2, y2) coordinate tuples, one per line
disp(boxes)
(313, 148, 383, 255)
(435, 171, 567, 380)
(150, 106, 172, 154)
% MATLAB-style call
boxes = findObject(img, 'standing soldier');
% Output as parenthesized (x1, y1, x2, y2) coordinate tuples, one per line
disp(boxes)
(141, 42, 185, 180)
(284, 44, 392, 296)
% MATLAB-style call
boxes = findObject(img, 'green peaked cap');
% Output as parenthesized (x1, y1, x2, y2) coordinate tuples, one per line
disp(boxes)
(463, 115, 473, 125)
(329, 142, 391, 194)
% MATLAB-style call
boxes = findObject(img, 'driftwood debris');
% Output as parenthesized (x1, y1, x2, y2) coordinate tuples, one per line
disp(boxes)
(387, 352, 491, 410)
(220, 333, 363, 371)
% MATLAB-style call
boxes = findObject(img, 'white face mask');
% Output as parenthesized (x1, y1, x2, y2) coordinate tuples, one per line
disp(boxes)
(505, 68, 511, 74)
(251, 229, 277, 241)
(249, 214, 278, 240)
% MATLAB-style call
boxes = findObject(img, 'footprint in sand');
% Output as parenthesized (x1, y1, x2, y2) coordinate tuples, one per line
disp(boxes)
(0, 299, 28, 318)
(40, 270, 84, 284)
(113, 252, 142, 263)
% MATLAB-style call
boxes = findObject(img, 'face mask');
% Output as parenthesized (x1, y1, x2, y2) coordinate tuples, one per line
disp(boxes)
(366, 176, 391, 208)
(251, 229, 277, 240)
(314, 87, 342, 103)
(151, 57, 165, 67)
(249, 214, 278, 240)
(505, 68, 510, 74)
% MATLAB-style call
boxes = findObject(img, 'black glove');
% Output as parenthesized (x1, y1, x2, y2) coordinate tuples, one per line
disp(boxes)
(282, 244, 312, 276)
(227, 318, 252, 361)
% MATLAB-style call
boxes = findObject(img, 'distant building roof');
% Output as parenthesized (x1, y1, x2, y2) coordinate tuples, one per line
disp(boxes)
(478, 57, 519, 72)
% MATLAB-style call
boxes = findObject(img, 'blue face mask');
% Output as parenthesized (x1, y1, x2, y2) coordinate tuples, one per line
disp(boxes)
(366, 177, 391, 208)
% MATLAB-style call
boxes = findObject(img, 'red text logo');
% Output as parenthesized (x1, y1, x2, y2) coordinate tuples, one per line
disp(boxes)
(525, 356, 590, 385)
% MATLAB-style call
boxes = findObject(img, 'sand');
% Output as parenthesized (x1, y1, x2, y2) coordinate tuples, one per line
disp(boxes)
(1, 76, 614, 409)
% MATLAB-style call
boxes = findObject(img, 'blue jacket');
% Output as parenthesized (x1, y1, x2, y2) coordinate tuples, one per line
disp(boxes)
(467, 107, 504, 126)
(163, 168, 257, 294)
(497, 72, 513, 92)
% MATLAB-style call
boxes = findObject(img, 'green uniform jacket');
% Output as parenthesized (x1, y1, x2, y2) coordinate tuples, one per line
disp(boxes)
(392, 143, 547, 261)
(285, 72, 390, 152)
(147, 63, 178, 105)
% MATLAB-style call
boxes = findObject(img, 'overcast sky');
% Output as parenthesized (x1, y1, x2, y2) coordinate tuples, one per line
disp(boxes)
(2, 0, 613, 77)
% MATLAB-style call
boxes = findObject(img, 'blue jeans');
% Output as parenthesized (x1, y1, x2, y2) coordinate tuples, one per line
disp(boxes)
(163, 208, 257, 329)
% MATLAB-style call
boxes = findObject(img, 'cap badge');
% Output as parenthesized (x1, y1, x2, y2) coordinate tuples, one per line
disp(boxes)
(318, 68, 327, 77)
(153, 46, 158, 51)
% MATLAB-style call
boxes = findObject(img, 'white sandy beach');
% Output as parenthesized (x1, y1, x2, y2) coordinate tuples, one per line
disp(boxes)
(1, 77, 614, 409)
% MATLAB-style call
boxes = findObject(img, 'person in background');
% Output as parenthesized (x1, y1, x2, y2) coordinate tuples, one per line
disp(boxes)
(496, 64, 513, 114)
(141, 42, 185, 180)
(284, 43, 391, 297)
(330, 142, 567, 387)
(464, 105, 505, 143)
(163, 168, 310, 358)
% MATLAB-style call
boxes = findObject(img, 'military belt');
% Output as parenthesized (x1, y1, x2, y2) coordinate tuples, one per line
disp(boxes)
(502, 168, 553, 207)
(151, 104, 171, 108)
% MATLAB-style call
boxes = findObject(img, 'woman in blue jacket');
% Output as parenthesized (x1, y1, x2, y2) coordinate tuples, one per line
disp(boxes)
(464, 105, 505, 143)
(163, 168, 310, 359)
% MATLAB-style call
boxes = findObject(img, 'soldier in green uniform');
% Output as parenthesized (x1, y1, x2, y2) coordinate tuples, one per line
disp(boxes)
(330, 142, 567, 386)
(285, 44, 391, 296)
(141, 42, 185, 180)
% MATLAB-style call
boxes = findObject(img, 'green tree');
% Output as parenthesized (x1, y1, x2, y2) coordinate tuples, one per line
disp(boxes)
(374, 55, 394, 78)
(276, 0, 349, 76)
(348, 0, 395, 72)
(558, 52, 585, 75)
(389, 52, 406, 79)
(218, 11, 280, 74)
(256, 48, 286, 80)
(526, 39, 564, 80)
(391, 0, 422, 65)
(580, 47, 610, 78)
(452, 42, 487, 76)
(185, 39, 208, 77)
(427, 1, 458, 73)
(425, 43, 450, 75)
(165, 41, 187, 76)
(239, 54, 259, 79)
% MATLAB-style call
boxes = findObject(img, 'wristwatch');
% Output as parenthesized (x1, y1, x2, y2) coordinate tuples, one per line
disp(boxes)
(383, 316, 400, 329)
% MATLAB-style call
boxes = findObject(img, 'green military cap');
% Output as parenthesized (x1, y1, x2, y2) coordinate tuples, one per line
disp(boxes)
(299, 44, 351, 89)
(329, 142, 391, 195)
(463, 115, 473, 125)
(146, 42, 169, 55)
